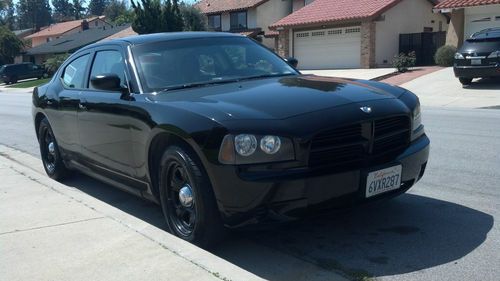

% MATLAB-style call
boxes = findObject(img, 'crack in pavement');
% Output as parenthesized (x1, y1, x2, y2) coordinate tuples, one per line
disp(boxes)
(0, 217, 106, 235)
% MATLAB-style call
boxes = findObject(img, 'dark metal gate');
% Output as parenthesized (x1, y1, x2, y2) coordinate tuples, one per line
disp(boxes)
(399, 31, 446, 66)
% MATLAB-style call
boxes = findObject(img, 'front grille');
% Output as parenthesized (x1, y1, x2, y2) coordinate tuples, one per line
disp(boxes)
(309, 116, 410, 168)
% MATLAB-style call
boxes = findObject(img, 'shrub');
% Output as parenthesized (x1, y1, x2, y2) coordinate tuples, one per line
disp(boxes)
(434, 45, 457, 67)
(392, 51, 416, 73)
(43, 53, 70, 76)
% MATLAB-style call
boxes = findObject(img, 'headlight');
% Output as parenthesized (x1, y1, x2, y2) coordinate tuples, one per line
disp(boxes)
(260, 135, 281, 154)
(412, 102, 421, 129)
(454, 53, 465, 59)
(487, 51, 499, 58)
(234, 134, 257, 156)
(218, 134, 295, 164)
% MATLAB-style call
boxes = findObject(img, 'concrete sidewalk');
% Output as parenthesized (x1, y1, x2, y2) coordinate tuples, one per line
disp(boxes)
(0, 145, 263, 281)
(402, 67, 500, 108)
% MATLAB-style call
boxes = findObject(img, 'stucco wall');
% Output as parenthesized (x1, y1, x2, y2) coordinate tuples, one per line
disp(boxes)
(256, 0, 292, 48)
(445, 9, 464, 48)
(221, 13, 230, 31)
(375, 0, 448, 66)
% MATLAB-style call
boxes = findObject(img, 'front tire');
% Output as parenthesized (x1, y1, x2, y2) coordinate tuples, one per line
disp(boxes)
(459, 77, 472, 85)
(159, 146, 224, 248)
(38, 118, 70, 180)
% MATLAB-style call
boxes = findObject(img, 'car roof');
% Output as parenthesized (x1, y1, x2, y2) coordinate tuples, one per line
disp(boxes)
(82, 32, 245, 51)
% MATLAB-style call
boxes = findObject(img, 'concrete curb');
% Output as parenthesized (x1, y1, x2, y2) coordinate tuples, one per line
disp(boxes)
(0, 144, 264, 281)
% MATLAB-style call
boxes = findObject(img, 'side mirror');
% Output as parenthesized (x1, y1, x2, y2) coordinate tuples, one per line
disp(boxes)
(90, 73, 124, 92)
(286, 57, 298, 68)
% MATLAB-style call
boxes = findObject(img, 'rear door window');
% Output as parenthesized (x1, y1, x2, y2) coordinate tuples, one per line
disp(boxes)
(62, 54, 90, 89)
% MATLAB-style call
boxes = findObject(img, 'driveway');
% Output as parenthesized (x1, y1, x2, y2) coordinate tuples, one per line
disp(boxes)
(302, 68, 394, 80)
(402, 67, 500, 108)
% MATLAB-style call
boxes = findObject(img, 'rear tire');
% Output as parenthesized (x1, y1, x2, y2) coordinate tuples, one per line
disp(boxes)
(459, 77, 472, 85)
(159, 145, 224, 248)
(38, 118, 70, 180)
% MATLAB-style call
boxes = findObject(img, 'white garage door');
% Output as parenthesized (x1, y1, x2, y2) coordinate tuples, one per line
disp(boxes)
(293, 27, 361, 70)
(465, 13, 500, 39)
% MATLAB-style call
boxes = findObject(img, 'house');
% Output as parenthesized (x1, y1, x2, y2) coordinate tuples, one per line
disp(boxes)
(13, 28, 35, 63)
(196, 0, 293, 49)
(270, 0, 448, 69)
(25, 16, 111, 48)
(25, 25, 131, 64)
(434, 0, 500, 47)
(100, 26, 138, 41)
(13, 28, 34, 39)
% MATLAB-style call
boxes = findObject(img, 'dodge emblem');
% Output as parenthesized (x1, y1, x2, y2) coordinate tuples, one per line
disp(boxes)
(360, 106, 372, 113)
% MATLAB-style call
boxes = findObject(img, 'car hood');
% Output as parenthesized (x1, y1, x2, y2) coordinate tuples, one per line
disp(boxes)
(148, 75, 406, 121)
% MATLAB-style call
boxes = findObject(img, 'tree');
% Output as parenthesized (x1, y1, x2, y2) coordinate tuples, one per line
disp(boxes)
(131, 0, 183, 34)
(16, 0, 52, 30)
(0, 26, 24, 65)
(179, 3, 206, 31)
(0, 0, 16, 29)
(52, 0, 74, 22)
(104, 0, 128, 23)
(44, 53, 70, 75)
(88, 0, 108, 16)
(72, 0, 85, 20)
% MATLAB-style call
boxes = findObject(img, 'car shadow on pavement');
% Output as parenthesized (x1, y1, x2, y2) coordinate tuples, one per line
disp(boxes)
(465, 78, 500, 90)
(63, 174, 493, 281)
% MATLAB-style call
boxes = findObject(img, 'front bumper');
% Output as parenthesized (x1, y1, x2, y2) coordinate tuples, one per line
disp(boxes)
(210, 134, 430, 227)
(454, 65, 500, 78)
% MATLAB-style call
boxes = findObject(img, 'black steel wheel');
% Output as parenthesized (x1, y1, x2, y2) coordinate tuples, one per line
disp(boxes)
(38, 117, 70, 180)
(159, 145, 224, 248)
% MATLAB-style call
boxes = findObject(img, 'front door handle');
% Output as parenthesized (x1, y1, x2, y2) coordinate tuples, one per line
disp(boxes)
(79, 99, 88, 111)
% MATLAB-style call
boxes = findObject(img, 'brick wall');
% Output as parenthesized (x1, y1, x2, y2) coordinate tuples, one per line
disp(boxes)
(361, 21, 376, 68)
(277, 29, 290, 58)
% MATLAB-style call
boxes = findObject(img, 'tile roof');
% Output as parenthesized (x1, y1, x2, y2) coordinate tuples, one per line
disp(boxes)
(435, 0, 500, 8)
(271, 0, 403, 28)
(25, 17, 102, 39)
(26, 25, 130, 55)
(196, 0, 268, 14)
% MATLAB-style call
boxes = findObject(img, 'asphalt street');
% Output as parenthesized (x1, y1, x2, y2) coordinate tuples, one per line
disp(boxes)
(0, 91, 499, 281)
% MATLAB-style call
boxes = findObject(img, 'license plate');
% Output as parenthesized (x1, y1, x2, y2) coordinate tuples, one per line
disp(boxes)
(471, 59, 482, 65)
(365, 165, 402, 198)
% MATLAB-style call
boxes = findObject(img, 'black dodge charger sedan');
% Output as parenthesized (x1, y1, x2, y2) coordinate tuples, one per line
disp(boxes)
(32, 32, 429, 246)
(454, 27, 500, 85)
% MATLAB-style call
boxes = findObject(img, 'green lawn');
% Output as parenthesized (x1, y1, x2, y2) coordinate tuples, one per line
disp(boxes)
(6, 78, 51, 88)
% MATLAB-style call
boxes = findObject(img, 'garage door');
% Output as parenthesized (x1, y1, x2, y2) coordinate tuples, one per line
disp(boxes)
(293, 27, 361, 69)
(465, 13, 500, 39)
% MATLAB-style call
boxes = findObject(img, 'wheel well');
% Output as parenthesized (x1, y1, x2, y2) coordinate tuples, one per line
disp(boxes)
(148, 133, 200, 201)
(34, 113, 46, 140)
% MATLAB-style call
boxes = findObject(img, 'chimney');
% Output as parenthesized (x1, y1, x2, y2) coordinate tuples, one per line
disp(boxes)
(81, 20, 89, 31)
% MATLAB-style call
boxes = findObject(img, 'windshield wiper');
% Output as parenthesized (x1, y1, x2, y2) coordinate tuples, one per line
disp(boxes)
(236, 73, 296, 82)
(158, 73, 296, 93)
(158, 79, 240, 92)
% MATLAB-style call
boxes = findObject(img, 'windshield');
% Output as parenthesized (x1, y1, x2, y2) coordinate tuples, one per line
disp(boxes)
(468, 28, 500, 41)
(132, 36, 298, 92)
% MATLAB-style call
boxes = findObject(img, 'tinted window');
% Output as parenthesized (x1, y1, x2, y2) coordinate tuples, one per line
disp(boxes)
(230, 11, 247, 30)
(132, 37, 297, 92)
(89, 50, 126, 89)
(208, 15, 221, 31)
(62, 54, 90, 89)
